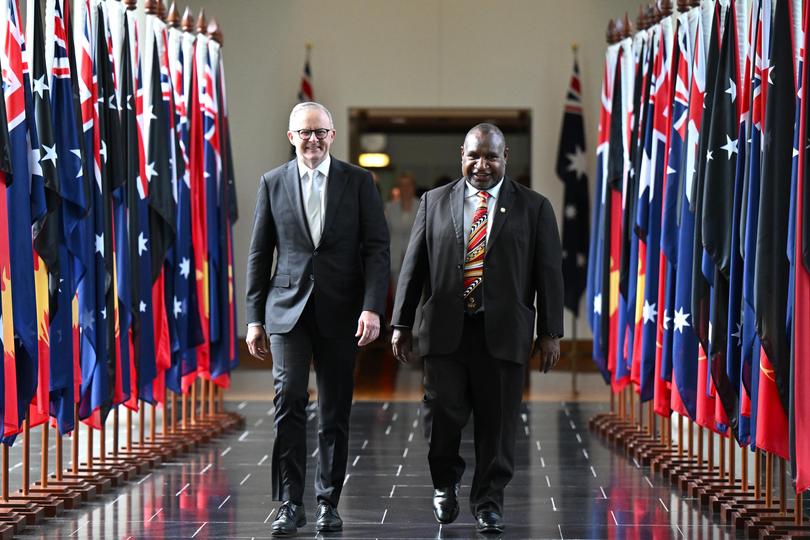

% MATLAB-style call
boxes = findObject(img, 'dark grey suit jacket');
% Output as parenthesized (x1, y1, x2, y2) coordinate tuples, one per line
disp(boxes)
(391, 177, 564, 364)
(245, 157, 389, 338)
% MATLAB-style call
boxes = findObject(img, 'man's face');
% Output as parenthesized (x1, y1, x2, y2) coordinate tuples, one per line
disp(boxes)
(461, 130, 508, 190)
(287, 108, 335, 167)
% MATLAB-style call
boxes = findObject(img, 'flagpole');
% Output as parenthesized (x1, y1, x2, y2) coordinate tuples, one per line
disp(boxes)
(22, 416, 29, 496)
(190, 381, 197, 425)
(2, 444, 8, 501)
(728, 435, 734, 486)
(139, 401, 145, 447)
(779, 458, 786, 515)
(570, 293, 578, 395)
(170, 392, 177, 433)
(86, 422, 93, 471)
(181, 389, 188, 430)
(54, 429, 61, 483)
(112, 407, 119, 458)
(741, 444, 747, 493)
(126, 407, 133, 452)
(99, 415, 105, 464)
(41, 423, 49, 489)
(72, 405, 79, 476)
(688, 419, 694, 461)
(765, 452, 773, 507)
(149, 404, 156, 443)
(209, 379, 215, 418)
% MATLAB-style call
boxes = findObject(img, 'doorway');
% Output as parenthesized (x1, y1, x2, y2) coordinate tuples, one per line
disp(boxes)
(348, 107, 532, 198)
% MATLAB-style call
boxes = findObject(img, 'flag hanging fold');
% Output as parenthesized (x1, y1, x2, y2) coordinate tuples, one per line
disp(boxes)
(754, 0, 793, 459)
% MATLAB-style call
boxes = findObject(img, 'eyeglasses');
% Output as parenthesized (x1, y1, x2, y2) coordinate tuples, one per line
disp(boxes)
(293, 128, 332, 140)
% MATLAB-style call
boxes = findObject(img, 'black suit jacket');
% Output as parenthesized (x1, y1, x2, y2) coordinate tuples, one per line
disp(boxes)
(391, 177, 564, 364)
(245, 157, 389, 338)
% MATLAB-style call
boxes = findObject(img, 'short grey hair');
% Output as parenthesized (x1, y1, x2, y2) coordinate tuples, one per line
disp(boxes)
(288, 102, 334, 130)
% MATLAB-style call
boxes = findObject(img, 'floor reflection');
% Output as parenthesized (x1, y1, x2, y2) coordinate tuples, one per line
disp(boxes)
(12, 401, 744, 539)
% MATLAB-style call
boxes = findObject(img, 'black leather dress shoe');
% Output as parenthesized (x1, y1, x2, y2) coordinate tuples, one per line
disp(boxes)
(315, 502, 343, 532)
(432, 484, 460, 524)
(475, 510, 504, 534)
(271, 501, 306, 537)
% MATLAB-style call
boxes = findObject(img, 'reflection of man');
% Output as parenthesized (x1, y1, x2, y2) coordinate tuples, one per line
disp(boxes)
(386, 172, 420, 293)
(391, 124, 563, 534)
(245, 102, 389, 536)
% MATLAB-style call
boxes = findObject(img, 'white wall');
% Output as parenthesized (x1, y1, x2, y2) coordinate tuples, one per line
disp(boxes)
(178, 0, 642, 338)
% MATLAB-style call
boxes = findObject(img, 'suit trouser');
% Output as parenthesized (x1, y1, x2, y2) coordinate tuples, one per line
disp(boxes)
(423, 313, 525, 516)
(269, 299, 357, 506)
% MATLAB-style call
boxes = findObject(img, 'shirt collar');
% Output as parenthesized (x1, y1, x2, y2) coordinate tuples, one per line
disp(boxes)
(297, 154, 331, 180)
(464, 177, 504, 199)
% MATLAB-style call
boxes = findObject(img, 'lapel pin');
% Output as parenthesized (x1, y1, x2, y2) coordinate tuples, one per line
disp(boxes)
(500, 207, 506, 213)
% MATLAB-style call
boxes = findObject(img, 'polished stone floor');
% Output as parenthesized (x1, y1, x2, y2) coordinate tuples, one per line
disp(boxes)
(6, 400, 744, 539)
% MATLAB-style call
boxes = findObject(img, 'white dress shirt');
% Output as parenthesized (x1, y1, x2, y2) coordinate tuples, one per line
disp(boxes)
(463, 177, 504, 243)
(298, 155, 331, 245)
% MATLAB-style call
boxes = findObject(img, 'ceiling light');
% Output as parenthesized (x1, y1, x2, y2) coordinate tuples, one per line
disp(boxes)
(358, 153, 390, 168)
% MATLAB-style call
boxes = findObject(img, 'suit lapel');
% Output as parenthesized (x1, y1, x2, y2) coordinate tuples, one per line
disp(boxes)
(486, 177, 515, 252)
(449, 178, 465, 253)
(321, 157, 348, 240)
(281, 160, 313, 246)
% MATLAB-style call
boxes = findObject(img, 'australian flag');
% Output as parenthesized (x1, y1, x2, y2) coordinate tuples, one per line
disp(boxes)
(166, 26, 202, 394)
(1, 0, 46, 438)
(45, 0, 88, 434)
(556, 52, 590, 317)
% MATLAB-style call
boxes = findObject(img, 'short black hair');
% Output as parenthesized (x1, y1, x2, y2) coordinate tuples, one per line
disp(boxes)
(466, 122, 505, 142)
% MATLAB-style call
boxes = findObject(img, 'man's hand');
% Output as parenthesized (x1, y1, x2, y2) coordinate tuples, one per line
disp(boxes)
(391, 327, 414, 364)
(533, 335, 560, 373)
(246, 325, 270, 361)
(356, 310, 381, 346)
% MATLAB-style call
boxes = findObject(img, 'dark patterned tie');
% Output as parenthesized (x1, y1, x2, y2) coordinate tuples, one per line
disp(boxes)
(463, 191, 490, 313)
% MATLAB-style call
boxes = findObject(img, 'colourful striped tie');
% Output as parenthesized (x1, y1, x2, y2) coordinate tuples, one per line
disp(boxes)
(463, 191, 490, 313)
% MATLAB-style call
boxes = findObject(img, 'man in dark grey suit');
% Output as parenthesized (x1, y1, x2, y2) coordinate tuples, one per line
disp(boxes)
(245, 102, 389, 536)
(391, 123, 563, 534)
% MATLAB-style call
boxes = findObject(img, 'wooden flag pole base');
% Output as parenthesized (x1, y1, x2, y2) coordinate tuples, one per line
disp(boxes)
(589, 411, 807, 537)
(0, 397, 244, 537)
(0, 510, 26, 536)
(0, 419, 65, 518)
(0, 444, 47, 527)
(73, 422, 127, 489)
(23, 422, 81, 510)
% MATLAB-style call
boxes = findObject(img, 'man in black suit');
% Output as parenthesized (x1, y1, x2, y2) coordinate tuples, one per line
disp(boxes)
(245, 102, 389, 536)
(391, 123, 563, 534)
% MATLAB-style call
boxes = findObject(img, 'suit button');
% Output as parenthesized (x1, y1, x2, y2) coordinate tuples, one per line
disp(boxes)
(313, 250, 318, 257)
(456, 264, 462, 269)
(309, 274, 315, 281)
